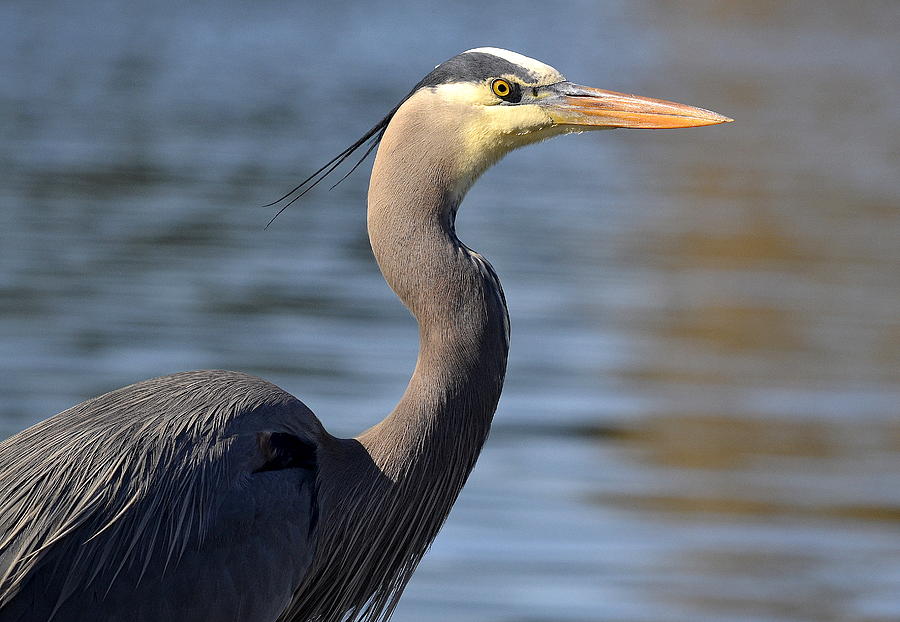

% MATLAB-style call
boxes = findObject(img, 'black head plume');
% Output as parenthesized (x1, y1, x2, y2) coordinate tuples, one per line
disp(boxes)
(263, 51, 521, 228)
(262, 103, 400, 228)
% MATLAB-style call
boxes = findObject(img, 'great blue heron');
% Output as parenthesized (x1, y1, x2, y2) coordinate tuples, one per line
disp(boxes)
(0, 48, 730, 622)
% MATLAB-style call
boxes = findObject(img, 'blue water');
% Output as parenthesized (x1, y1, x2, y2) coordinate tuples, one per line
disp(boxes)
(2, 2, 899, 620)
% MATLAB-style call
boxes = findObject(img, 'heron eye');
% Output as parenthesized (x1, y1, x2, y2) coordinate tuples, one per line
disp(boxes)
(491, 79, 511, 98)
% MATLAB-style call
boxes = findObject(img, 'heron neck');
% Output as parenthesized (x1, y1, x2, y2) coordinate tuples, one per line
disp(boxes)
(286, 104, 510, 622)
(359, 114, 509, 480)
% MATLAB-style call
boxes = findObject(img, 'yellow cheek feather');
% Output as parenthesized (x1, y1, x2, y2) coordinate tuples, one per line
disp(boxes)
(423, 83, 555, 193)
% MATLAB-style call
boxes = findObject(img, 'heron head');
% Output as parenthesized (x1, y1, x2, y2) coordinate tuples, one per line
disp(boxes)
(265, 48, 731, 225)
(389, 47, 732, 195)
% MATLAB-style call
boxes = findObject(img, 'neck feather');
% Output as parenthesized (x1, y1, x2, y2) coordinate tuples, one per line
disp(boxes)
(283, 97, 508, 622)
(360, 97, 509, 474)
(286, 97, 510, 622)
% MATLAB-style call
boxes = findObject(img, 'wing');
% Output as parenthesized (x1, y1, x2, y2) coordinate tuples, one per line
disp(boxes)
(0, 370, 325, 622)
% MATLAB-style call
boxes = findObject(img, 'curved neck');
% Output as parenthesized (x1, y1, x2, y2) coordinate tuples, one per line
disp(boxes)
(288, 100, 510, 622)
(359, 101, 509, 478)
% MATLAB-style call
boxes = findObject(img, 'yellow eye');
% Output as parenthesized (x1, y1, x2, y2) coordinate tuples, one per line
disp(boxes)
(491, 79, 511, 98)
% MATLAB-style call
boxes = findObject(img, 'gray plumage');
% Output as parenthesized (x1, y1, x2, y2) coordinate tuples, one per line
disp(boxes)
(0, 371, 319, 620)
(0, 48, 730, 622)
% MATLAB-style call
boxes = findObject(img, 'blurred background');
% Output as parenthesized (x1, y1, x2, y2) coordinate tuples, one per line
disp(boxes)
(1, 1, 898, 620)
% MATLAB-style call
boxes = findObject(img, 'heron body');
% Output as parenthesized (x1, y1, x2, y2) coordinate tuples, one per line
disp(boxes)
(0, 48, 729, 622)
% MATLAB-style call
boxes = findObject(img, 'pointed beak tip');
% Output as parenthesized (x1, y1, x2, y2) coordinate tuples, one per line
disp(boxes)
(677, 106, 733, 128)
(701, 112, 733, 127)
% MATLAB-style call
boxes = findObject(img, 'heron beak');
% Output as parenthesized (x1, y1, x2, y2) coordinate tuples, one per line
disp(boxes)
(542, 82, 733, 129)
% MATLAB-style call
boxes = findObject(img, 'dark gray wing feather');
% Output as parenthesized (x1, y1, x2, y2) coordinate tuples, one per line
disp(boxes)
(0, 370, 323, 622)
